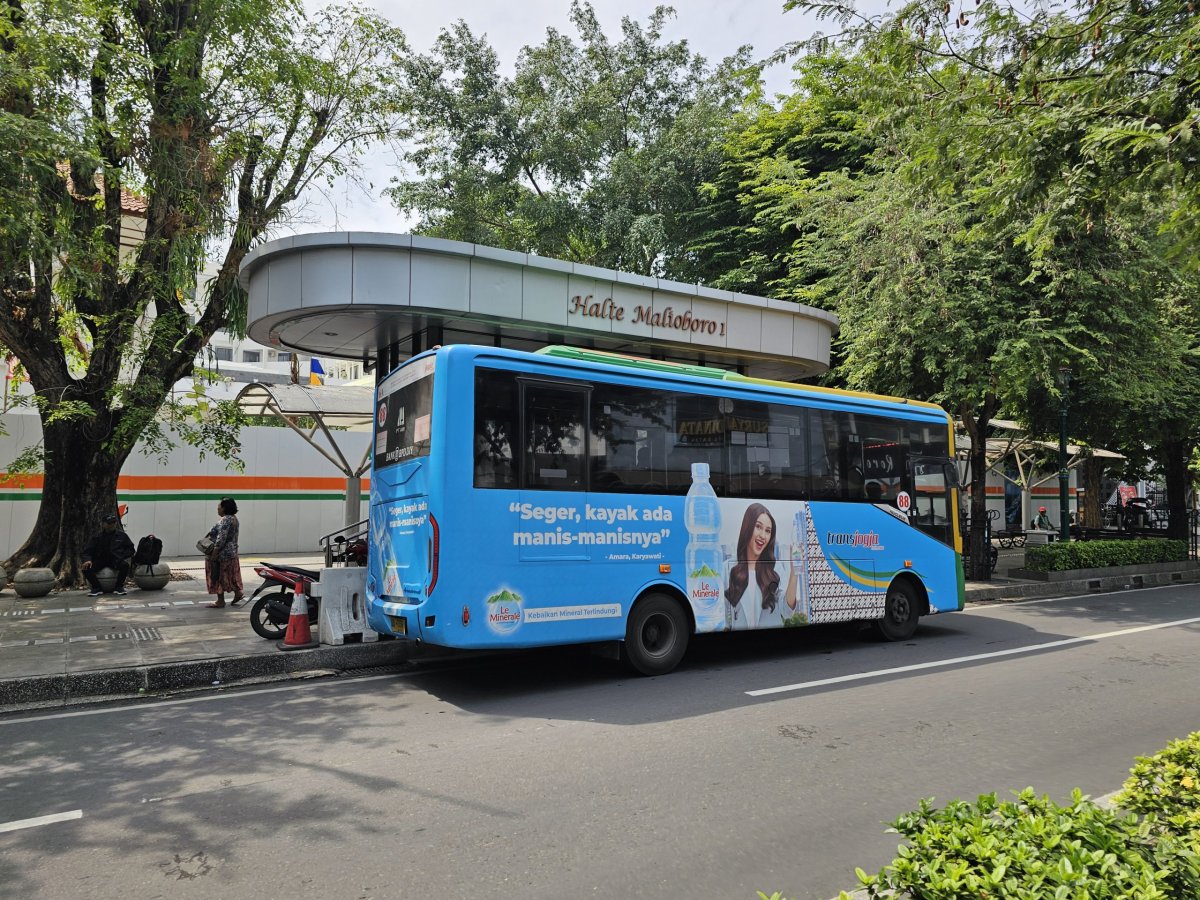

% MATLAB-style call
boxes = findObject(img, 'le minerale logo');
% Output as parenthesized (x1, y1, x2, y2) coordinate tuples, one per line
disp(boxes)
(485, 588, 523, 635)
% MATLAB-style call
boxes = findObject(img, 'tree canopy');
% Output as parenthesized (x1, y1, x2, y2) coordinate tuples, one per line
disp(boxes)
(0, 0, 409, 581)
(389, 0, 755, 279)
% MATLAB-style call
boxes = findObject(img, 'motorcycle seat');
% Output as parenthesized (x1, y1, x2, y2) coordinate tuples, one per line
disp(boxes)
(259, 563, 322, 581)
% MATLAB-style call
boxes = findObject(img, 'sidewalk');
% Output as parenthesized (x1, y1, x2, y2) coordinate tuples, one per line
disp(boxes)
(0, 553, 411, 711)
(2, 550, 1198, 712)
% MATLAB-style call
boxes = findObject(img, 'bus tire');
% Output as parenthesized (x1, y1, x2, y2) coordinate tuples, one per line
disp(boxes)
(624, 593, 689, 676)
(873, 580, 920, 641)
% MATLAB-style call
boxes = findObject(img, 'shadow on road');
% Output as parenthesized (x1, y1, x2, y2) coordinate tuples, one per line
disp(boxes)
(391, 609, 1077, 726)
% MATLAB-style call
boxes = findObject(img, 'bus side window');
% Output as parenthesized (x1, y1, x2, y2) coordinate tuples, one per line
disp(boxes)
(474, 425, 514, 488)
(809, 409, 843, 499)
(523, 383, 587, 491)
(474, 369, 519, 489)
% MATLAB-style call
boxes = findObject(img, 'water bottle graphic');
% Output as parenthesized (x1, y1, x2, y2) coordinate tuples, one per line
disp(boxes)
(685, 462, 725, 632)
(793, 506, 813, 624)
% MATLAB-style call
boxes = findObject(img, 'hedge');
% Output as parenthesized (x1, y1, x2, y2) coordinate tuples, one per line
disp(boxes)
(820, 734, 1200, 899)
(1118, 732, 1200, 849)
(1024, 539, 1188, 573)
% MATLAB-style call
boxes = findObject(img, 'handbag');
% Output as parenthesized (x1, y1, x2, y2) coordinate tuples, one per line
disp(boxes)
(196, 536, 214, 554)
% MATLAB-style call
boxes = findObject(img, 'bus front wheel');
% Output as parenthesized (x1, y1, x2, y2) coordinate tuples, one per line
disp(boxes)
(873, 581, 920, 641)
(624, 594, 689, 676)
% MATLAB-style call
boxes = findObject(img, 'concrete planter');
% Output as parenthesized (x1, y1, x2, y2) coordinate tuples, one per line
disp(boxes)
(1010, 559, 1200, 582)
(94, 567, 120, 592)
(132, 563, 171, 591)
(14, 567, 55, 598)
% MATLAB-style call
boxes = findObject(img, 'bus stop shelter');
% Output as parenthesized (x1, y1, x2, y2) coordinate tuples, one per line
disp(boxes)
(957, 419, 1125, 528)
(235, 382, 374, 527)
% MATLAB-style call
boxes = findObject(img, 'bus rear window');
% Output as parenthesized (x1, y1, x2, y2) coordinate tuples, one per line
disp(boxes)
(375, 359, 434, 467)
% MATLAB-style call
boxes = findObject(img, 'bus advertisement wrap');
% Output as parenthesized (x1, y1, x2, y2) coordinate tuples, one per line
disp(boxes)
(369, 491, 955, 643)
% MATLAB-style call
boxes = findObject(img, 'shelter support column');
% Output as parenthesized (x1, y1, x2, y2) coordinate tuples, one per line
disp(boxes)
(345, 476, 362, 528)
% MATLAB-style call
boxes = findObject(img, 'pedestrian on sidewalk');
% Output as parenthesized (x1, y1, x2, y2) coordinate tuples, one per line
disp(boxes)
(204, 497, 244, 609)
(1032, 506, 1053, 530)
(82, 514, 135, 597)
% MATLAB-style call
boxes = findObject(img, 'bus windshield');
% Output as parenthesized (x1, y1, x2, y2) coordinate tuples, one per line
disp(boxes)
(375, 357, 434, 467)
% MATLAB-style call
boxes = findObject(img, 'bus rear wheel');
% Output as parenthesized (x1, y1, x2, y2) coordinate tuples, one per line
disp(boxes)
(873, 581, 920, 641)
(624, 594, 689, 676)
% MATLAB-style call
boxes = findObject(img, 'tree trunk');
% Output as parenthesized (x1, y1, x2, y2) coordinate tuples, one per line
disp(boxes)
(1081, 456, 1104, 529)
(3, 415, 130, 587)
(968, 440, 991, 581)
(1161, 436, 1191, 541)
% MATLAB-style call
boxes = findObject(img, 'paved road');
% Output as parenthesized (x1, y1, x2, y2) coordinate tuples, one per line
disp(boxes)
(1, 585, 1197, 900)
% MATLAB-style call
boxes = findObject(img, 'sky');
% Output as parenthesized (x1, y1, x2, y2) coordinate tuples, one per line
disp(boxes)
(288, 0, 885, 236)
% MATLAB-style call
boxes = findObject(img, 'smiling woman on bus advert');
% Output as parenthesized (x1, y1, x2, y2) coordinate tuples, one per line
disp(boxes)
(723, 503, 803, 630)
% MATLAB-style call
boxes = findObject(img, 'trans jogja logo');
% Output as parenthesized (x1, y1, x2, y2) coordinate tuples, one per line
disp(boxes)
(824, 531, 884, 551)
(485, 587, 523, 635)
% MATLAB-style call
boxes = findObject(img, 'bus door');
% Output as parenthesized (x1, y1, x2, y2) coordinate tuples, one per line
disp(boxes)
(517, 379, 591, 562)
(907, 457, 958, 546)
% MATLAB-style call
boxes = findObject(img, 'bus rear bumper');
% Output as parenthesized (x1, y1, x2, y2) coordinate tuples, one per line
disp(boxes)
(369, 599, 425, 641)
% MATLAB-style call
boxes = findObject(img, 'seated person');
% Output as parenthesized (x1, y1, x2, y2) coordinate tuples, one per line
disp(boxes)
(82, 514, 136, 597)
(1031, 506, 1054, 530)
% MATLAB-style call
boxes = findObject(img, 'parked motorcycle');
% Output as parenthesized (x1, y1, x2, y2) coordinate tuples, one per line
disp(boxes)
(328, 534, 367, 567)
(248, 562, 321, 640)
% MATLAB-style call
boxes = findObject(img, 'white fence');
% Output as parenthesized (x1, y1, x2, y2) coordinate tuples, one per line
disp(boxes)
(0, 413, 369, 559)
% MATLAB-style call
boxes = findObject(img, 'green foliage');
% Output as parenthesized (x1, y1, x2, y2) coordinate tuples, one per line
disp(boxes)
(390, 0, 753, 279)
(1119, 732, 1200, 849)
(687, 54, 874, 297)
(138, 398, 249, 472)
(850, 789, 1195, 898)
(1023, 539, 1188, 572)
(0, 0, 409, 569)
(781, 0, 1200, 538)
(1, 444, 45, 483)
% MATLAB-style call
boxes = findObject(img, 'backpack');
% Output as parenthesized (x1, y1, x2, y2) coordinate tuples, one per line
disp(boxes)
(133, 534, 163, 569)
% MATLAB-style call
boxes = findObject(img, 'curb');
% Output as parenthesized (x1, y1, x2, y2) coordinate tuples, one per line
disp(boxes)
(0, 640, 416, 711)
(964, 566, 1200, 603)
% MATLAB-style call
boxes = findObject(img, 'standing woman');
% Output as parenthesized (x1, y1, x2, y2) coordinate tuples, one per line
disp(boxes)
(205, 497, 244, 608)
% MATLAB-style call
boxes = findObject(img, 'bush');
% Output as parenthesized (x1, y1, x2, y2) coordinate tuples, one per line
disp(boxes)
(1024, 539, 1188, 573)
(1118, 732, 1200, 846)
(843, 788, 1197, 899)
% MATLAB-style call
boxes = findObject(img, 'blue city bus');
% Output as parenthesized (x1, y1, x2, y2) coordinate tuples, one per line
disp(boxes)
(366, 345, 963, 675)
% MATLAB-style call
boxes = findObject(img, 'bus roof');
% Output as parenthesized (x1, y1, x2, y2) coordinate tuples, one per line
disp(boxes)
(531, 345, 949, 421)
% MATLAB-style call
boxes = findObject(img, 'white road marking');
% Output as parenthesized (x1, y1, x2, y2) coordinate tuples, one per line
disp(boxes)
(0, 674, 402, 725)
(747, 616, 1200, 697)
(0, 809, 82, 833)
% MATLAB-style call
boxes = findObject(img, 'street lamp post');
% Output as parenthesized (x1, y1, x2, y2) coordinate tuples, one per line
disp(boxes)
(1057, 366, 1072, 542)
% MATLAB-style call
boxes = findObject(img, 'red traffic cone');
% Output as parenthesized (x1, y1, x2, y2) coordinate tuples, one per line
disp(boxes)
(279, 582, 318, 651)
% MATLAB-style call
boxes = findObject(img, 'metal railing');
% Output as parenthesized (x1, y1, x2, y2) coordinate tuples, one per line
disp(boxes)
(319, 519, 368, 567)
